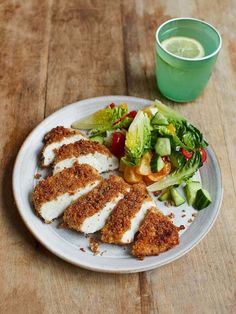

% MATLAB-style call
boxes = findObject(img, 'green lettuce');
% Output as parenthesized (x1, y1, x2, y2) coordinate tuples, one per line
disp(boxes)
(71, 103, 129, 134)
(122, 111, 151, 166)
(147, 152, 202, 191)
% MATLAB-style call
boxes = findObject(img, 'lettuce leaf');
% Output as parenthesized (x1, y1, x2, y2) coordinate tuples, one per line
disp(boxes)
(122, 111, 151, 166)
(147, 152, 202, 191)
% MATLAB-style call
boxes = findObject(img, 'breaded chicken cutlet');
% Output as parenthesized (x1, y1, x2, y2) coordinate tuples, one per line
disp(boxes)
(63, 176, 130, 233)
(132, 208, 180, 259)
(32, 163, 101, 223)
(53, 139, 119, 174)
(41, 126, 87, 167)
(101, 183, 156, 244)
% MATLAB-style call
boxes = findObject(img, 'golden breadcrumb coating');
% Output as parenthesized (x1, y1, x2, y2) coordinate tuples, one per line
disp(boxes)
(54, 139, 112, 164)
(32, 163, 101, 212)
(132, 208, 180, 259)
(43, 126, 85, 145)
(101, 183, 151, 244)
(63, 176, 130, 231)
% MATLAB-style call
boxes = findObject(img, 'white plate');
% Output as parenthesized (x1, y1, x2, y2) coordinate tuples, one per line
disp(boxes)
(13, 96, 223, 273)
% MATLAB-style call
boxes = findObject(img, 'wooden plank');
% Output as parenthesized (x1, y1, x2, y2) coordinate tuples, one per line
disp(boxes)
(0, 0, 53, 313)
(43, 1, 142, 314)
(45, 0, 127, 115)
(122, 0, 236, 313)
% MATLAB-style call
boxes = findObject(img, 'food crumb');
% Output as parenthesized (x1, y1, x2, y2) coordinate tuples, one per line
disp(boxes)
(89, 237, 100, 255)
(100, 250, 107, 256)
(181, 214, 186, 218)
(57, 221, 67, 229)
(80, 248, 86, 252)
(178, 225, 185, 231)
(188, 218, 193, 223)
(164, 200, 174, 207)
(192, 213, 197, 217)
(182, 209, 185, 213)
(153, 191, 161, 197)
(34, 173, 41, 179)
(168, 212, 175, 219)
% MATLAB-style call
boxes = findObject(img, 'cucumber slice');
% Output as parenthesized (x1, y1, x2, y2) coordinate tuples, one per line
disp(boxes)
(193, 189, 212, 210)
(89, 135, 104, 144)
(184, 181, 201, 205)
(151, 112, 169, 126)
(170, 151, 186, 168)
(155, 138, 171, 156)
(170, 188, 186, 206)
(151, 155, 165, 172)
(158, 189, 171, 201)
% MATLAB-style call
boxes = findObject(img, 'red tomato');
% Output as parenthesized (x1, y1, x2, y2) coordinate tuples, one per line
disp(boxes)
(108, 103, 116, 109)
(162, 156, 170, 162)
(199, 148, 207, 163)
(127, 110, 137, 119)
(180, 148, 193, 159)
(111, 132, 126, 157)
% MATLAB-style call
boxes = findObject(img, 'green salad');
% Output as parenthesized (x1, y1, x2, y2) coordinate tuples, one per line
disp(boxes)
(72, 100, 211, 210)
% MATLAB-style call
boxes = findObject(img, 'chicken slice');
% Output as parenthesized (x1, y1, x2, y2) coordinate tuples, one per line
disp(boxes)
(41, 126, 87, 167)
(63, 176, 130, 233)
(132, 208, 180, 259)
(53, 139, 119, 174)
(101, 183, 156, 244)
(32, 163, 101, 223)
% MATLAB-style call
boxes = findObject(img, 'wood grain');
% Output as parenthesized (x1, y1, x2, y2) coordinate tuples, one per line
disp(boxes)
(0, 0, 235, 313)
(122, 1, 236, 313)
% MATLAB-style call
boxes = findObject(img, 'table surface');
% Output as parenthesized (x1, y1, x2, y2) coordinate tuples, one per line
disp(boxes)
(0, 1, 236, 313)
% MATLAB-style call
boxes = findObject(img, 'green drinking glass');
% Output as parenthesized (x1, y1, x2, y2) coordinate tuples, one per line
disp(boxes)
(155, 18, 222, 102)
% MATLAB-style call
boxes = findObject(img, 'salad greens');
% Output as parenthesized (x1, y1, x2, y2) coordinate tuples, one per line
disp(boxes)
(122, 111, 151, 166)
(147, 152, 201, 191)
(72, 99, 210, 209)
(72, 103, 132, 135)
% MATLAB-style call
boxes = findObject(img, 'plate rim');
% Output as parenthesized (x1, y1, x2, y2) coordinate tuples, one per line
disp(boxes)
(12, 95, 223, 273)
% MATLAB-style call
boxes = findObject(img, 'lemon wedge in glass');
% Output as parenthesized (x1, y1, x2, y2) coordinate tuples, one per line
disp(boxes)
(161, 36, 205, 59)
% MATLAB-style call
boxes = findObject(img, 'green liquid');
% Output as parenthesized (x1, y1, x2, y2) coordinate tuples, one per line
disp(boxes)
(156, 19, 221, 102)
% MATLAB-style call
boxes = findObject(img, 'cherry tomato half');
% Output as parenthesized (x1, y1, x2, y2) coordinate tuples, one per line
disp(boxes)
(108, 103, 116, 109)
(199, 148, 207, 163)
(111, 132, 126, 158)
(180, 148, 193, 160)
(127, 110, 137, 119)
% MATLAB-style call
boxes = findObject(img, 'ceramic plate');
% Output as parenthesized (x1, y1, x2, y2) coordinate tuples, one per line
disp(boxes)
(13, 96, 223, 273)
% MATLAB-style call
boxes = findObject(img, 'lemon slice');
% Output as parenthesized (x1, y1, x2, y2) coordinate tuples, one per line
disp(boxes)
(161, 36, 205, 59)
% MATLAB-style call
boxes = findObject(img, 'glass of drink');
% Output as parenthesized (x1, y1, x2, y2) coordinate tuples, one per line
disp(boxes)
(155, 18, 222, 102)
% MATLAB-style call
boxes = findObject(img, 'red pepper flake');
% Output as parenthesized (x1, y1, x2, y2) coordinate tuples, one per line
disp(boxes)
(181, 214, 186, 218)
(178, 225, 185, 231)
(80, 248, 86, 252)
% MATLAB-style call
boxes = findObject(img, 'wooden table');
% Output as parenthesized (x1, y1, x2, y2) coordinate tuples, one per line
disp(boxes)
(0, 1, 235, 313)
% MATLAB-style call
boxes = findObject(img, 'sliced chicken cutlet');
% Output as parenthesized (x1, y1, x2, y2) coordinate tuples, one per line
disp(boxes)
(53, 139, 119, 174)
(32, 163, 101, 223)
(101, 183, 156, 244)
(63, 176, 130, 233)
(41, 126, 87, 167)
(132, 208, 180, 259)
